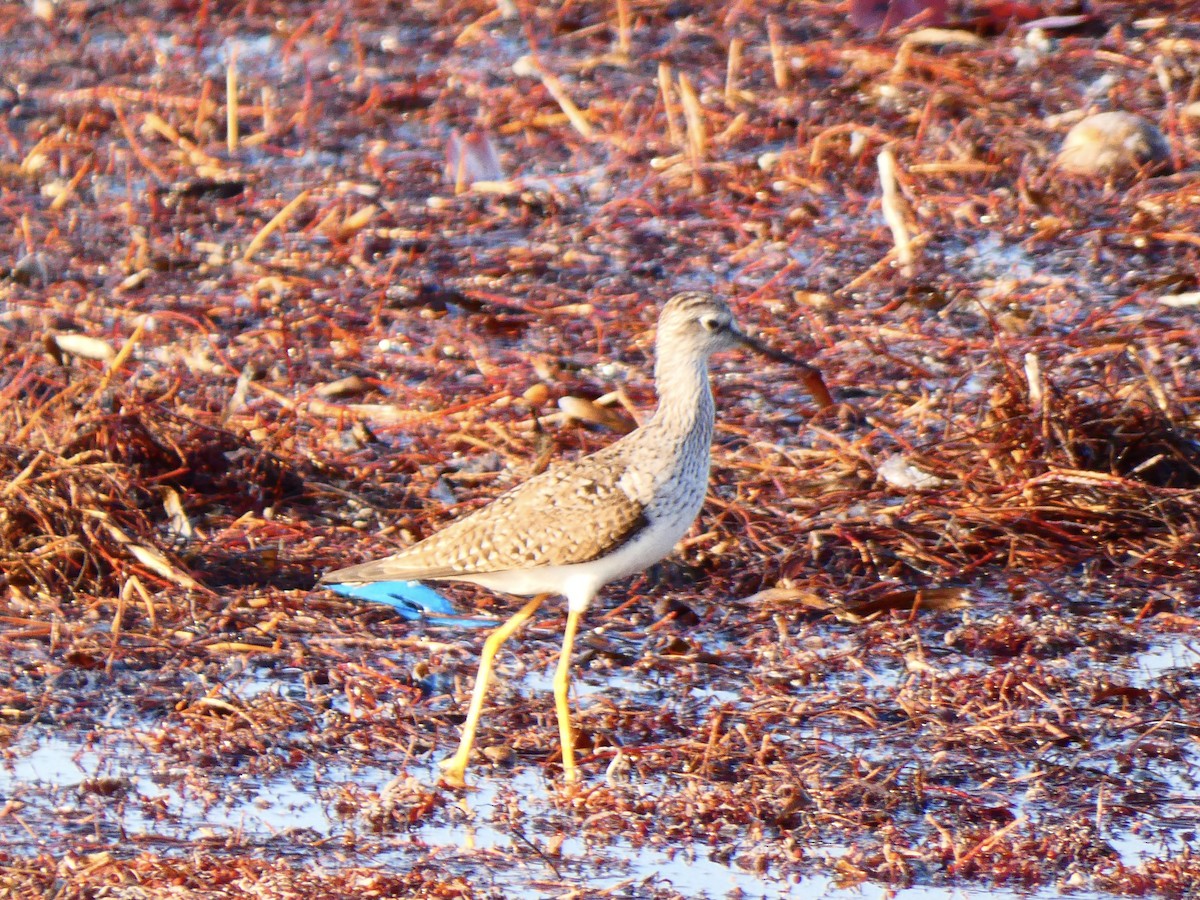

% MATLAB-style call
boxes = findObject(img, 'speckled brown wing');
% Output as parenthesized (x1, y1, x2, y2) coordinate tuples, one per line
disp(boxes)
(321, 453, 650, 585)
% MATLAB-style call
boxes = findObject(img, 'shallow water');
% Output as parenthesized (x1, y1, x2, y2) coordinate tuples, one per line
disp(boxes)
(3, 700, 1188, 900)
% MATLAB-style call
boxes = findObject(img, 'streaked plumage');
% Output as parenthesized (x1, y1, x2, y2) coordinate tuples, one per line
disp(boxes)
(321, 291, 830, 785)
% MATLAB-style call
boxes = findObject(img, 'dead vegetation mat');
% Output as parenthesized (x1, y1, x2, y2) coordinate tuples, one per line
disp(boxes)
(1, 0, 1200, 897)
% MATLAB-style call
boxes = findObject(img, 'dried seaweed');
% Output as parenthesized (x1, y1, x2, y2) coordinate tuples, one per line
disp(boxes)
(1, 0, 1199, 896)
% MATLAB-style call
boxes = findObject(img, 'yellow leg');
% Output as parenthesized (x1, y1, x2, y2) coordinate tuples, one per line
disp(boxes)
(439, 594, 546, 787)
(553, 608, 583, 783)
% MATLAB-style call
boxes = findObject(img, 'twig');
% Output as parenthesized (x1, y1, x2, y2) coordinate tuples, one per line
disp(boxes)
(878, 146, 915, 277)
(615, 0, 631, 55)
(243, 189, 311, 261)
(514, 56, 594, 140)
(678, 73, 706, 194)
(658, 63, 681, 147)
(226, 45, 239, 154)
(768, 18, 789, 90)
(725, 38, 743, 106)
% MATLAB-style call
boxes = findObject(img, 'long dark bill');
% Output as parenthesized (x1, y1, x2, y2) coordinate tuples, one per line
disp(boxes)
(736, 330, 835, 410)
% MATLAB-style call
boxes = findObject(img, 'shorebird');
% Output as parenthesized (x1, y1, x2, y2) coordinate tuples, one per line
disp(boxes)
(321, 292, 831, 786)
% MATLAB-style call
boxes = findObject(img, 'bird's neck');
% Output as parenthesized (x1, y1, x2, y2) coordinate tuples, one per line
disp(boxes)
(649, 353, 715, 442)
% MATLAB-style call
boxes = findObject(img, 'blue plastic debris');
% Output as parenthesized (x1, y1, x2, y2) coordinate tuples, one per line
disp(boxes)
(326, 580, 497, 629)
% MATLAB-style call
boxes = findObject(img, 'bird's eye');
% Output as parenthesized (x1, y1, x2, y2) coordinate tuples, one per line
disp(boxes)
(700, 316, 720, 332)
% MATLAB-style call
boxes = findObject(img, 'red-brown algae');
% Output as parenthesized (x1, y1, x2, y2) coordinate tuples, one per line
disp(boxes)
(0, 1, 1199, 896)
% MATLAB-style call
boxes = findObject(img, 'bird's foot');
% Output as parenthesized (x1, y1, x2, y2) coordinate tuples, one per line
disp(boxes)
(438, 753, 470, 789)
(561, 762, 580, 786)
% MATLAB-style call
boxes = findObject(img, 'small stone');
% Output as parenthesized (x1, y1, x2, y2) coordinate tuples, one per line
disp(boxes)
(1056, 111, 1171, 177)
(481, 744, 515, 765)
(522, 383, 550, 405)
(316, 375, 369, 399)
(51, 333, 116, 362)
(10, 252, 51, 285)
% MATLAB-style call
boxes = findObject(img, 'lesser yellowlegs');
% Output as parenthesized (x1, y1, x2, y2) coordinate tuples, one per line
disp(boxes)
(321, 292, 831, 785)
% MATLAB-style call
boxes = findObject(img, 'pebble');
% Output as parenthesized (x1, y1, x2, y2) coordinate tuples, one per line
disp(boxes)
(1056, 111, 1171, 177)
